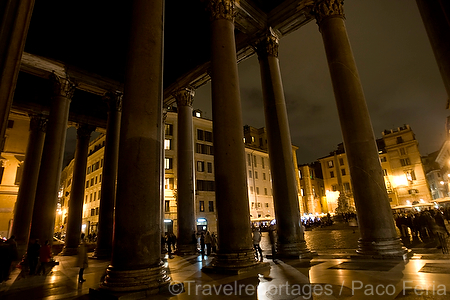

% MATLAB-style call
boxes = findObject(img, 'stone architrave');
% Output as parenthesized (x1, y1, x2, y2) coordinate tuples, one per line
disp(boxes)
(205, 0, 268, 272)
(29, 74, 76, 246)
(61, 124, 95, 255)
(11, 114, 47, 259)
(93, 91, 122, 259)
(98, 0, 170, 294)
(313, 0, 408, 258)
(255, 30, 310, 258)
(174, 87, 197, 255)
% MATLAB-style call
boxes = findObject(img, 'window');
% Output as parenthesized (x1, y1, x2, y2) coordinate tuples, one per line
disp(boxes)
(256, 187, 260, 195)
(165, 200, 170, 212)
(332, 184, 338, 192)
(99, 174, 102, 182)
(330, 171, 334, 178)
(14, 163, 24, 185)
(164, 139, 172, 150)
(400, 148, 407, 155)
(255, 171, 258, 179)
(91, 209, 95, 216)
(96, 207, 99, 215)
(263, 173, 266, 180)
(251, 202, 255, 209)
(101, 159, 103, 167)
(328, 160, 334, 168)
(383, 169, 388, 176)
(165, 157, 173, 170)
(400, 158, 411, 166)
(165, 124, 173, 135)
(343, 182, 351, 193)
(300, 188, 304, 196)
(397, 136, 404, 144)
(98, 190, 101, 199)
(204, 131, 213, 142)
(406, 170, 416, 182)
(299, 170, 302, 179)
(310, 169, 314, 179)
(247, 154, 251, 166)
(91, 178, 94, 186)
(253, 156, 257, 167)
(197, 129, 204, 141)
(208, 201, 214, 212)
(87, 166, 91, 174)
(95, 176, 98, 184)
(94, 192, 96, 201)
(265, 203, 269, 208)
(264, 188, 268, 195)
(85, 195, 88, 204)
(339, 158, 344, 166)
(261, 157, 265, 169)
(199, 201, 205, 212)
(250, 186, 253, 193)
(341, 169, 346, 176)
(165, 178, 174, 189)
(196, 143, 214, 155)
(380, 156, 387, 162)
(249, 170, 252, 178)
(90, 194, 93, 202)
(196, 180, 215, 191)
(207, 162, 213, 173)
(197, 161, 205, 172)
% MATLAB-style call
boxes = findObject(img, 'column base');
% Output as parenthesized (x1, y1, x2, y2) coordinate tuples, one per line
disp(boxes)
(356, 237, 411, 259)
(202, 249, 270, 275)
(99, 261, 170, 293)
(277, 240, 312, 259)
(91, 247, 112, 259)
(60, 246, 79, 256)
(174, 244, 197, 256)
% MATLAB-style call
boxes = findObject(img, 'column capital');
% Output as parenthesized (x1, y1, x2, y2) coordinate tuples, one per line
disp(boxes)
(173, 87, 195, 107)
(49, 73, 77, 99)
(255, 28, 280, 59)
(206, 0, 237, 21)
(29, 114, 47, 133)
(103, 91, 123, 112)
(76, 123, 96, 139)
(312, 0, 345, 27)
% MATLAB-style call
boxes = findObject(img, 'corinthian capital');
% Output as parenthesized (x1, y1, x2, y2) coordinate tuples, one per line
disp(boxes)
(173, 87, 195, 107)
(313, 0, 345, 26)
(29, 114, 47, 133)
(49, 73, 76, 99)
(255, 28, 280, 59)
(76, 124, 96, 140)
(103, 91, 123, 112)
(206, 0, 237, 21)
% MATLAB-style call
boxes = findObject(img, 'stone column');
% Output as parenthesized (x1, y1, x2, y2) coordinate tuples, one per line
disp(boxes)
(205, 0, 263, 272)
(93, 92, 122, 258)
(313, 0, 407, 257)
(11, 114, 46, 259)
(29, 74, 75, 246)
(255, 30, 310, 258)
(415, 0, 450, 107)
(0, 0, 35, 147)
(99, 0, 170, 293)
(61, 124, 95, 255)
(174, 87, 197, 254)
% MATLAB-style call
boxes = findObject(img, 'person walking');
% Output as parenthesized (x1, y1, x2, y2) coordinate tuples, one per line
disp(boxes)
(77, 233, 89, 283)
(27, 239, 41, 275)
(204, 232, 212, 256)
(252, 228, 263, 261)
(268, 224, 277, 260)
(36, 240, 52, 275)
(200, 232, 205, 256)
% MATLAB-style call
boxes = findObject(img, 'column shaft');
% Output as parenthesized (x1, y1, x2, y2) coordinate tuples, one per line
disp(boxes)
(11, 115, 46, 259)
(314, 1, 407, 257)
(29, 75, 74, 245)
(93, 92, 122, 259)
(62, 124, 95, 255)
(0, 0, 35, 146)
(206, 0, 260, 270)
(175, 88, 197, 254)
(256, 32, 310, 258)
(99, 0, 169, 293)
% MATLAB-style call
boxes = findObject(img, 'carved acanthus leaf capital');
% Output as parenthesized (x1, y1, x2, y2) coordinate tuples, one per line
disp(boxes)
(206, 0, 237, 21)
(76, 124, 96, 140)
(312, 0, 345, 26)
(49, 72, 77, 99)
(174, 87, 195, 107)
(255, 29, 280, 59)
(29, 114, 47, 133)
(103, 91, 123, 112)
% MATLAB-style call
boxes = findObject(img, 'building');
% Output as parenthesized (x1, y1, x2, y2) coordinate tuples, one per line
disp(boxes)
(319, 125, 432, 212)
(298, 162, 326, 215)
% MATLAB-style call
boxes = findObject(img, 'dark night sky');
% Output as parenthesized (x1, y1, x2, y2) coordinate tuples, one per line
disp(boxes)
(63, 0, 449, 167)
(193, 0, 449, 165)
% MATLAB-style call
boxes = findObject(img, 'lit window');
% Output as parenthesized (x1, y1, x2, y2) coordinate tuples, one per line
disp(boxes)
(164, 139, 172, 150)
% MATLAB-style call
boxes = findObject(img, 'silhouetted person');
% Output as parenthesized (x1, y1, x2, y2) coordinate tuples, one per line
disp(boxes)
(204, 232, 212, 256)
(27, 239, 41, 275)
(252, 228, 263, 261)
(77, 233, 89, 283)
(1, 235, 18, 281)
(268, 225, 277, 260)
(36, 240, 52, 275)
(200, 232, 205, 256)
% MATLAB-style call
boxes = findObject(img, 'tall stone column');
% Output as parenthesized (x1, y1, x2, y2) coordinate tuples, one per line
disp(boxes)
(205, 0, 263, 271)
(0, 0, 35, 147)
(62, 124, 95, 255)
(93, 92, 122, 259)
(313, 0, 407, 257)
(11, 114, 46, 259)
(99, 0, 170, 293)
(29, 74, 75, 246)
(174, 87, 197, 254)
(415, 0, 450, 107)
(255, 30, 310, 258)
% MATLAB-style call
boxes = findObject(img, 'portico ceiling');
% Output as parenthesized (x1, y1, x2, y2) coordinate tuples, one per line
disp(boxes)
(14, 0, 315, 128)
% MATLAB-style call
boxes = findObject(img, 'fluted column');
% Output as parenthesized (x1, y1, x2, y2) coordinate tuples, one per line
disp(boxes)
(205, 0, 264, 271)
(255, 30, 310, 258)
(99, 0, 170, 293)
(62, 124, 95, 255)
(29, 74, 75, 246)
(415, 0, 450, 107)
(0, 0, 35, 147)
(11, 114, 46, 259)
(313, 0, 407, 257)
(174, 87, 197, 254)
(93, 92, 122, 259)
